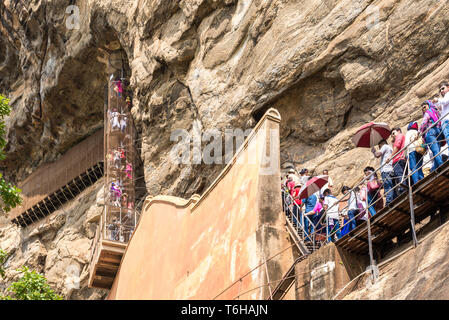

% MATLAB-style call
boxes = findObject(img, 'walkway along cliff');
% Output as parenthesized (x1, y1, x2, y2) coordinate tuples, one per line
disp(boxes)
(2, 0, 449, 300)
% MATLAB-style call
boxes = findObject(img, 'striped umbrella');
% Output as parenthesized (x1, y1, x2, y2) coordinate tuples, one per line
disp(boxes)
(298, 175, 328, 200)
(352, 122, 391, 148)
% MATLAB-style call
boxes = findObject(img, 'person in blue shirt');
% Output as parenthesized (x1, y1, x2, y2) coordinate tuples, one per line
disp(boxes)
(302, 192, 317, 241)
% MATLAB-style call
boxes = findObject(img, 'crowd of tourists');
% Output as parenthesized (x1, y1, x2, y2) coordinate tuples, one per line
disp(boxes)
(106, 77, 135, 242)
(282, 81, 449, 243)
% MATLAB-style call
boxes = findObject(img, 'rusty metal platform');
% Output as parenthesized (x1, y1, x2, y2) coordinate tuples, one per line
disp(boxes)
(88, 226, 127, 289)
(335, 160, 449, 254)
(11, 162, 104, 227)
(9, 129, 104, 226)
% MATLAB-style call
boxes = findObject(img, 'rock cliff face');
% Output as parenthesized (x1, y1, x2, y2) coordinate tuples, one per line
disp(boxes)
(344, 215, 449, 300)
(0, 180, 107, 299)
(1, 0, 449, 299)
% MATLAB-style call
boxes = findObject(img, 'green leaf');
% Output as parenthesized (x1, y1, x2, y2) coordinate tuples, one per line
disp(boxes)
(3, 266, 63, 300)
(0, 94, 22, 213)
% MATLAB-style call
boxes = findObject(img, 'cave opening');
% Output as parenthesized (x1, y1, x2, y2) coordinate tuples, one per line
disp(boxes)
(8, 28, 146, 228)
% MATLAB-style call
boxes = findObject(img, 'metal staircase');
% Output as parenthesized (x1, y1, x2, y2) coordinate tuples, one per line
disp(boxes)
(269, 191, 325, 300)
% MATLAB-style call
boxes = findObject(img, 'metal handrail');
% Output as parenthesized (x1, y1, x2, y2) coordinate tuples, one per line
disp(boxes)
(326, 134, 448, 240)
(283, 108, 449, 260)
(309, 109, 449, 238)
(315, 109, 449, 227)
(281, 190, 324, 250)
(282, 190, 316, 231)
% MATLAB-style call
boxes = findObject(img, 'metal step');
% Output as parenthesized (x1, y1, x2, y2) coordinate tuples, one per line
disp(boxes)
(285, 215, 310, 256)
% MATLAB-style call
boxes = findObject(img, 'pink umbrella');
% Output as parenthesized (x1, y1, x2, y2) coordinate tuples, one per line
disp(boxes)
(298, 175, 329, 200)
(352, 122, 391, 148)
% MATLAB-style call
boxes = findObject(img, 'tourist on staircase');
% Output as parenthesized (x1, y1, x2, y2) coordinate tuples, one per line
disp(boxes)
(405, 121, 424, 185)
(299, 168, 309, 186)
(281, 175, 288, 212)
(108, 217, 120, 241)
(436, 81, 449, 145)
(288, 168, 301, 186)
(419, 100, 444, 171)
(305, 192, 322, 241)
(389, 128, 407, 198)
(291, 183, 302, 227)
(302, 181, 318, 241)
(283, 175, 294, 217)
(109, 107, 120, 131)
(362, 167, 383, 217)
(286, 174, 295, 194)
(341, 185, 360, 234)
(371, 139, 395, 205)
(120, 114, 127, 132)
(322, 188, 340, 242)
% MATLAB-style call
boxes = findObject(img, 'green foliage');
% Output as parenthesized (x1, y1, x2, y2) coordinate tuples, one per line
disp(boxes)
(0, 96, 59, 300)
(0, 94, 22, 213)
(0, 249, 6, 279)
(1, 266, 62, 300)
(0, 95, 10, 158)
(0, 174, 22, 213)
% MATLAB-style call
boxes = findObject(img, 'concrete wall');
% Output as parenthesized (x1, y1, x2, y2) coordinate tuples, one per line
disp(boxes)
(295, 243, 367, 300)
(107, 108, 294, 299)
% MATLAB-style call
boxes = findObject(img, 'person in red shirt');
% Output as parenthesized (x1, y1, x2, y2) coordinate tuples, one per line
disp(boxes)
(291, 183, 302, 226)
(282, 175, 294, 217)
(388, 127, 406, 199)
(287, 176, 296, 194)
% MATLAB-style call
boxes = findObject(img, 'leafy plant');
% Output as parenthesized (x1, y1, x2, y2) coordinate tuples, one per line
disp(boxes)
(1, 266, 62, 300)
(0, 94, 22, 212)
(0, 249, 6, 278)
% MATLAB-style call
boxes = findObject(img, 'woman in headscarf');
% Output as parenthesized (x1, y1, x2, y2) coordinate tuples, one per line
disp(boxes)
(361, 167, 383, 217)
(405, 121, 424, 185)
(419, 100, 444, 170)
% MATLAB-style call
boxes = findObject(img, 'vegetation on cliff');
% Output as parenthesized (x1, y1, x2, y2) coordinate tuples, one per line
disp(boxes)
(0, 95, 21, 213)
(0, 251, 61, 300)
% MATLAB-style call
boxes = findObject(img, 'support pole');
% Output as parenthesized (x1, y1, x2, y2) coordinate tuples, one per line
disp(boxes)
(60, 188, 70, 202)
(92, 165, 100, 180)
(301, 205, 305, 240)
(406, 160, 418, 247)
(86, 168, 94, 185)
(72, 179, 83, 194)
(42, 200, 52, 215)
(36, 205, 46, 219)
(30, 208, 40, 221)
(366, 192, 377, 282)
(79, 175, 88, 190)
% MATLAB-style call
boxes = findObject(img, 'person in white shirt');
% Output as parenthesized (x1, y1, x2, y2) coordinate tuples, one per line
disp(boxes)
(120, 115, 127, 132)
(287, 168, 301, 186)
(299, 168, 309, 186)
(341, 186, 359, 233)
(109, 108, 120, 131)
(436, 81, 449, 145)
(322, 188, 340, 241)
(405, 122, 424, 185)
(371, 140, 395, 205)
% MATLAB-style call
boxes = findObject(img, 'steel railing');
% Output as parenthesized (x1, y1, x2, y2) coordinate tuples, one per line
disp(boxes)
(282, 106, 449, 275)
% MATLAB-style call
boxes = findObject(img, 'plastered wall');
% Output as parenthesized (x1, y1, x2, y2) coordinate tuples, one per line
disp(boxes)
(107, 109, 294, 299)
